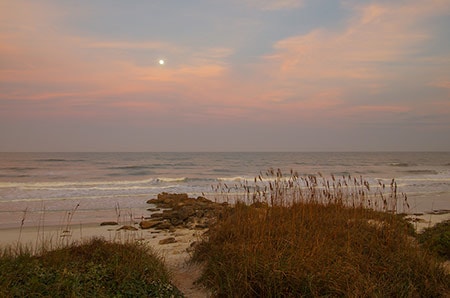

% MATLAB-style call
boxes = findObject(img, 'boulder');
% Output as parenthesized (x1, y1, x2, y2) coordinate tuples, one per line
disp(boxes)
(139, 220, 162, 229)
(151, 213, 164, 218)
(155, 221, 173, 230)
(170, 217, 184, 226)
(178, 206, 196, 220)
(147, 208, 160, 212)
(145, 192, 229, 232)
(159, 237, 177, 245)
(118, 225, 138, 231)
(100, 221, 119, 226)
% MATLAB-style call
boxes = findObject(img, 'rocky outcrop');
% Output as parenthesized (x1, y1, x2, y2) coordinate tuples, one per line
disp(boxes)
(140, 192, 228, 231)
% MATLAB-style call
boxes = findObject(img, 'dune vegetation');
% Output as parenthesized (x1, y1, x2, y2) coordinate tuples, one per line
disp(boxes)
(0, 238, 183, 297)
(418, 219, 450, 260)
(192, 170, 450, 297)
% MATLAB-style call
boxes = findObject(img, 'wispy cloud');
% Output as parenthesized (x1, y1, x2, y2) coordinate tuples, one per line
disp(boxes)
(265, 2, 434, 79)
(252, 0, 450, 118)
(429, 78, 450, 89)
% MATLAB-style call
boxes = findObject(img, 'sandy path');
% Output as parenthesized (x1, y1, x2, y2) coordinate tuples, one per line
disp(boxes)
(146, 229, 210, 298)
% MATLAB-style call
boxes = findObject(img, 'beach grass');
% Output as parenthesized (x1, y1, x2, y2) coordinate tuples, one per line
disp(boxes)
(0, 238, 183, 297)
(192, 171, 450, 297)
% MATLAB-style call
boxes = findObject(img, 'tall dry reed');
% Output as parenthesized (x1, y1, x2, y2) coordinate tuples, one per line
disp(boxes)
(195, 170, 449, 297)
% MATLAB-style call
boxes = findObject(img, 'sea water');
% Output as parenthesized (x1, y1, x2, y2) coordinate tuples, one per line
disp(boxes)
(1, 152, 449, 228)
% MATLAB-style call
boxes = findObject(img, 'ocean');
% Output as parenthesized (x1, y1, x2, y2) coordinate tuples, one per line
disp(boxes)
(1, 152, 449, 228)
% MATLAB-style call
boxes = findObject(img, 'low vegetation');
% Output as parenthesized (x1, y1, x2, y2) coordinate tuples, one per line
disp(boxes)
(193, 170, 450, 297)
(0, 238, 183, 297)
(418, 220, 450, 260)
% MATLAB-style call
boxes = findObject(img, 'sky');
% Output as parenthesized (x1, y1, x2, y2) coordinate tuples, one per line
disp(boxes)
(1, 0, 449, 152)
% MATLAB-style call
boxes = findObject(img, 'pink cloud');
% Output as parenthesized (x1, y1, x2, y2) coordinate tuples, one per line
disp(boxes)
(1, 0, 449, 129)
(349, 105, 411, 114)
(137, 63, 228, 82)
(244, 0, 450, 122)
(429, 78, 450, 89)
(1, 2, 237, 115)
(264, 3, 433, 81)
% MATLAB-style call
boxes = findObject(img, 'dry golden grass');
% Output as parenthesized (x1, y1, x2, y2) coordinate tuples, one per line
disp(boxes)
(193, 171, 449, 297)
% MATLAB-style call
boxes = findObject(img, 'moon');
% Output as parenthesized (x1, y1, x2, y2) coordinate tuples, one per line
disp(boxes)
(159, 59, 165, 65)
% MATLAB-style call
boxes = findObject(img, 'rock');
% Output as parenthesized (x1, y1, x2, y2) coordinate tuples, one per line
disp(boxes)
(162, 209, 177, 220)
(147, 208, 160, 212)
(139, 220, 162, 229)
(155, 222, 173, 230)
(118, 225, 138, 231)
(158, 192, 188, 201)
(100, 221, 119, 226)
(145, 192, 229, 232)
(159, 237, 177, 245)
(170, 217, 184, 226)
(427, 209, 450, 215)
(186, 241, 200, 253)
(147, 192, 189, 204)
(178, 206, 195, 220)
(151, 213, 164, 218)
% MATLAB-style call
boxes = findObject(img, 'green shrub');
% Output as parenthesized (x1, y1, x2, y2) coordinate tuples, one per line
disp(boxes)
(0, 238, 183, 297)
(418, 220, 450, 260)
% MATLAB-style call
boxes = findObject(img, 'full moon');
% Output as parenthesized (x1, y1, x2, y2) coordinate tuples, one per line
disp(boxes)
(159, 59, 165, 65)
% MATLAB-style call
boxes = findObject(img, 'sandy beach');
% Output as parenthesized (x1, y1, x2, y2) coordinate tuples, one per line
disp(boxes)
(2, 211, 448, 247)
(405, 212, 450, 232)
(2, 211, 448, 250)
